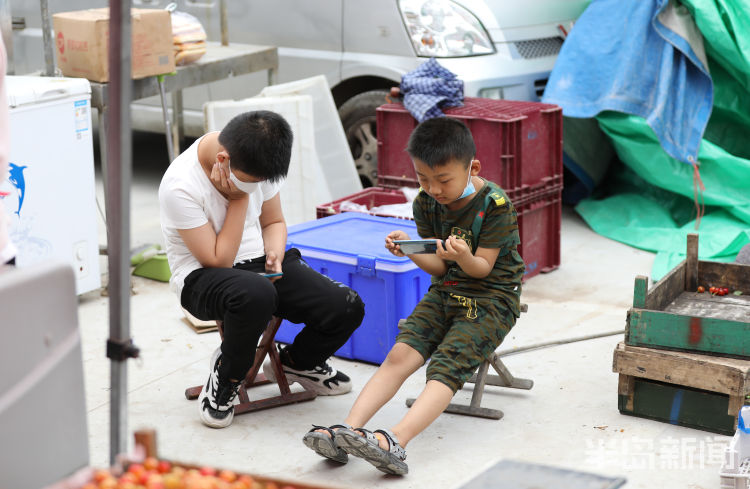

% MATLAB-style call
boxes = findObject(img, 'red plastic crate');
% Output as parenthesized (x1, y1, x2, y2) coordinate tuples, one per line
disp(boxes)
(316, 186, 410, 219)
(516, 186, 562, 279)
(376, 97, 563, 195)
(315, 182, 541, 220)
(316, 185, 533, 221)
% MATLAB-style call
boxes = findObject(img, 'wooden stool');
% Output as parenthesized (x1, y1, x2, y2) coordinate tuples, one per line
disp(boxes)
(185, 316, 316, 414)
(405, 303, 533, 420)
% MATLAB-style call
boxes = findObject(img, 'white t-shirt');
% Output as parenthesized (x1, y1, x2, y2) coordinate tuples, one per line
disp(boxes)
(158, 135, 284, 296)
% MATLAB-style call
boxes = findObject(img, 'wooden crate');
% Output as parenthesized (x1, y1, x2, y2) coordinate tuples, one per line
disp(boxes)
(57, 430, 344, 489)
(626, 234, 750, 358)
(613, 342, 750, 434)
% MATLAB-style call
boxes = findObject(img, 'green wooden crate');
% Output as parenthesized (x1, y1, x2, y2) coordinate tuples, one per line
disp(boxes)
(618, 375, 738, 435)
(625, 234, 750, 358)
(613, 342, 750, 434)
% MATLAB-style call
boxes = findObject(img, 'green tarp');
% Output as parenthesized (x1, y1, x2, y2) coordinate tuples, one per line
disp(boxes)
(574, 0, 750, 280)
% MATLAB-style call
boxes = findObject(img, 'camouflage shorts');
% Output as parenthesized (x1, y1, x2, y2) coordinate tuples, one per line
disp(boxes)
(396, 287, 517, 393)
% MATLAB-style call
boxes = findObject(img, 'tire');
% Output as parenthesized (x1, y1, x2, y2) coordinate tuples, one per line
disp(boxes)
(338, 90, 390, 187)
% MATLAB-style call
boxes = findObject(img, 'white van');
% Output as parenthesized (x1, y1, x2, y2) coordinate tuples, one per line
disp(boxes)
(10, 0, 587, 185)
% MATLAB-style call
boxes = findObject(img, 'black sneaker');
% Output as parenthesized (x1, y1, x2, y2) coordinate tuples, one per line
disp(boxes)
(263, 346, 352, 396)
(198, 347, 242, 428)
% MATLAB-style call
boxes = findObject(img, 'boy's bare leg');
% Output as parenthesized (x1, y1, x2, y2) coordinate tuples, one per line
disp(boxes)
(343, 342, 424, 429)
(389, 380, 452, 448)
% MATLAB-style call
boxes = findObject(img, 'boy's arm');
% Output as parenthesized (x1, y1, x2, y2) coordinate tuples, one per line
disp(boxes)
(385, 230, 448, 277)
(409, 251, 449, 277)
(259, 193, 286, 280)
(439, 196, 518, 278)
(178, 194, 249, 268)
(175, 161, 249, 268)
(438, 237, 500, 278)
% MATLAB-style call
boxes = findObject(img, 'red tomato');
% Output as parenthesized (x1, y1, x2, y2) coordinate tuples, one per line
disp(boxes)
(218, 470, 237, 483)
(93, 470, 111, 483)
(237, 475, 255, 485)
(144, 457, 159, 471)
(709, 286, 716, 294)
(163, 474, 181, 489)
(157, 460, 172, 474)
(118, 473, 137, 484)
(697, 286, 705, 293)
(199, 466, 217, 477)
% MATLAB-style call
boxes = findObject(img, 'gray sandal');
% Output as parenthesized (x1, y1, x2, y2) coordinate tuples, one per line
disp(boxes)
(302, 424, 351, 464)
(335, 427, 408, 475)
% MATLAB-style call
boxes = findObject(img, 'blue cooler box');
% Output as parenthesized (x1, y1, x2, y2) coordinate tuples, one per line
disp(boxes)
(279, 213, 431, 364)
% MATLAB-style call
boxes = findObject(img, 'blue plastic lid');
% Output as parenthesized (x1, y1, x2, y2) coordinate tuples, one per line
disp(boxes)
(287, 213, 418, 270)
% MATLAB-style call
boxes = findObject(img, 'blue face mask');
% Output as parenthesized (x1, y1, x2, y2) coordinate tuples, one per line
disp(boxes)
(457, 170, 475, 200)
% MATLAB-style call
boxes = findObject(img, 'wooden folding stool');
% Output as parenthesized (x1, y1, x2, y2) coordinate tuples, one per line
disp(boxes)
(406, 303, 534, 420)
(185, 316, 316, 415)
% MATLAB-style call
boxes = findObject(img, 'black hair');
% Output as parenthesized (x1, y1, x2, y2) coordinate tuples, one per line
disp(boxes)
(218, 110, 293, 182)
(406, 117, 475, 169)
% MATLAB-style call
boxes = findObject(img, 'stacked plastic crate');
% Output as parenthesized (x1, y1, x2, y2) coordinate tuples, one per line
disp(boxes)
(317, 97, 563, 280)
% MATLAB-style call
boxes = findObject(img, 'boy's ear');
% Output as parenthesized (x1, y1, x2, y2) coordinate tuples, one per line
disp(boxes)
(470, 159, 481, 175)
(216, 150, 230, 165)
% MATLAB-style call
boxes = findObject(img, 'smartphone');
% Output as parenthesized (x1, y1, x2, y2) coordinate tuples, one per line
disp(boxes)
(259, 272, 283, 278)
(393, 239, 443, 254)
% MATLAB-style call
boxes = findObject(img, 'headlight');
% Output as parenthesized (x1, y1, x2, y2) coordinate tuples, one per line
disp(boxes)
(398, 0, 495, 57)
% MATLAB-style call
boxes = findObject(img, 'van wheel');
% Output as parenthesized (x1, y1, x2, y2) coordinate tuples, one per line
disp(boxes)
(339, 90, 390, 188)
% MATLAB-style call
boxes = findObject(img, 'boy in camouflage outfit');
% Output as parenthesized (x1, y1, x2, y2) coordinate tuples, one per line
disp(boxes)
(303, 117, 524, 475)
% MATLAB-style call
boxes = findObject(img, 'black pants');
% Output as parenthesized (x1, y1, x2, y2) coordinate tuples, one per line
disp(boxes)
(181, 248, 364, 380)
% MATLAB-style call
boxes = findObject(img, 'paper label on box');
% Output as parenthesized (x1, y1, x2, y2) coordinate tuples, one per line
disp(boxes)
(74, 99, 89, 134)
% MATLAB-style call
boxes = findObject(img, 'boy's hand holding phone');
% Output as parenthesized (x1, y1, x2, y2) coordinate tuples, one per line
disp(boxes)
(385, 230, 410, 257)
(264, 250, 283, 282)
(436, 235, 471, 262)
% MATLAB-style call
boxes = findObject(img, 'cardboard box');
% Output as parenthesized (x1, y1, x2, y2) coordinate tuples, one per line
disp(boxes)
(53, 8, 175, 82)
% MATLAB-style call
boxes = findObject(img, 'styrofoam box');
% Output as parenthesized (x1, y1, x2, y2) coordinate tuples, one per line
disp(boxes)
(278, 213, 431, 364)
(203, 94, 332, 226)
(260, 75, 362, 200)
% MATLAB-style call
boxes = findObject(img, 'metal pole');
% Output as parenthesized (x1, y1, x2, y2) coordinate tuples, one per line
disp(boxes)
(40, 0, 55, 76)
(157, 76, 175, 162)
(219, 0, 228, 46)
(107, 0, 132, 465)
(0, 0, 13, 74)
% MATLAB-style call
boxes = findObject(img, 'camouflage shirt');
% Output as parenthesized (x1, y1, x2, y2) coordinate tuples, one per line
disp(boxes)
(413, 178, 524, 316)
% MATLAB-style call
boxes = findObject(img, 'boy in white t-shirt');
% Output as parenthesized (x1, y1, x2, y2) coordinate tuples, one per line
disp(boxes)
(159, 111, 364, 429)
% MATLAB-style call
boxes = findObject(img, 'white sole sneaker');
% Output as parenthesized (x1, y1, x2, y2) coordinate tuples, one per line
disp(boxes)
(197, 347, 238, 429)
(263, 356, 352, 396)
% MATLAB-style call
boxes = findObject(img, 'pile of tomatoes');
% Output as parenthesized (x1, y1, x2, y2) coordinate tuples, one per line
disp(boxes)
(80, 457, 300, 489)
(697, 285, 732, 296)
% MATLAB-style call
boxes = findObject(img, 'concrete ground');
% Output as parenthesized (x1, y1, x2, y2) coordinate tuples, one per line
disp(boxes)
(77, 132, 728, 489)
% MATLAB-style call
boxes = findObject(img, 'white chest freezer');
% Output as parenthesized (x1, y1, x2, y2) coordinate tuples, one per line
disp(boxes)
(1, 76, 100, 294)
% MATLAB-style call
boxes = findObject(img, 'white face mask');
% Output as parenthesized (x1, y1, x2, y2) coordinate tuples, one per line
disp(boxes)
(227, 160, 259, 193)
